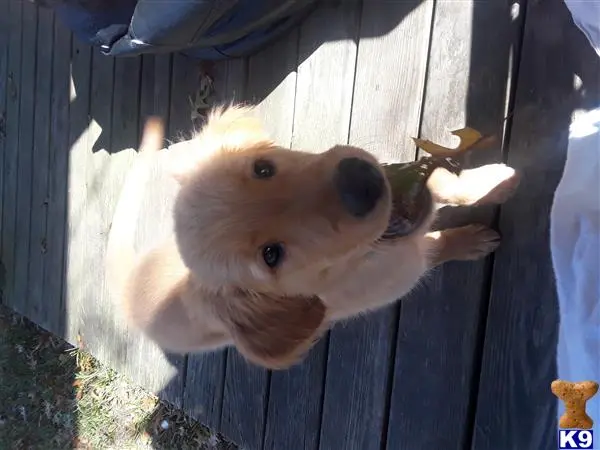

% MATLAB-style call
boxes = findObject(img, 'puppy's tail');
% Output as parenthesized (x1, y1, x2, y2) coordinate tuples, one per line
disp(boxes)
(105, 116, 165, 299)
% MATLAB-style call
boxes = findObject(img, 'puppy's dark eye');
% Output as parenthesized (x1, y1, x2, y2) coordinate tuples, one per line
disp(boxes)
(253, 159, 276, 179)
(262, 243, 284, 268)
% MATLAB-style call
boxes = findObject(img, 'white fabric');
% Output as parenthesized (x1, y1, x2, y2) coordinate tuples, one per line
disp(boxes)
(565, 0, 600, 56)
(552, 107, 600, 425)
(553, 0, 600, 428)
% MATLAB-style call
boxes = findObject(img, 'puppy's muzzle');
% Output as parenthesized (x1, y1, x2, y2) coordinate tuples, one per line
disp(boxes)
(334, 157, 384, 218)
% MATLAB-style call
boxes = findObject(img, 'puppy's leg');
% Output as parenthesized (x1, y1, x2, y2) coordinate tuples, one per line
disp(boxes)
(428, 164, 520, 207)
(326, 223, 497, 321)
(425, 224, 500, 267)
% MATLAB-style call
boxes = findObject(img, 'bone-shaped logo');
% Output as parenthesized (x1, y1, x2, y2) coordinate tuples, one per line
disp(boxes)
(551, 379, 598, 430)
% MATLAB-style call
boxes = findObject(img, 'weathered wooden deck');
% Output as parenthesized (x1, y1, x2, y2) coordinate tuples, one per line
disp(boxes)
(2, 0, 599, 448)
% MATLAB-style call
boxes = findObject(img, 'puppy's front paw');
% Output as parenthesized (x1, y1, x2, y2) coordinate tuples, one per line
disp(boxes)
(427, 224, 501, 266)
(458, 164, 521, 206)
(448, 224, 501, 260)
(429, 224, 502, 265)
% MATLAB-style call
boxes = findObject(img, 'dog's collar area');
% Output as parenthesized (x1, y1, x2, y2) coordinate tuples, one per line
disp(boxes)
(379, 155, 460, 242)
(378, 187, 433, 242)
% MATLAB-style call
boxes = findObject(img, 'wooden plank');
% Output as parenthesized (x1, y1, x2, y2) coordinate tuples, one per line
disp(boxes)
(138, 53, 171, 135)
(0, 0, 20, 308)
(168, 54, 198, 143)
(27, 6, 55, 329)
(386, 2, 523, 449)
(64, 36, 93, 346)
(219, 30, 299, 450)
(152, 55, 173, 126)
(318, 2, 434, 450)
(261, 3, 360, 450)
(139, 55, 156, 123)
(43, 17, 71, 335)
(111, 56, 142, 152)
(12, 2, 37, 316)
(78, 46, 121, 371)
(0, 0, 10, 287)
(182, 58, 245, 430)
(472, 1, 600, 449)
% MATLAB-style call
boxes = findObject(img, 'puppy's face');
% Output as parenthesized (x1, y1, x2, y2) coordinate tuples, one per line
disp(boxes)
(173, 140, 392, 295)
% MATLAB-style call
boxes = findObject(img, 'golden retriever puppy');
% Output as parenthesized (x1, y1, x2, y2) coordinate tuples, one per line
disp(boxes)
(106, 105, 520, 369)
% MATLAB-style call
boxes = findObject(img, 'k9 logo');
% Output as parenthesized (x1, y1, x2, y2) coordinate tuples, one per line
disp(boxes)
(558, 429, 594, 449)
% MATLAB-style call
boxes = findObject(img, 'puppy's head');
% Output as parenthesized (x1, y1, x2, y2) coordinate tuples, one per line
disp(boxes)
(172, 106, 392, 295)
(171, 105, 397, 367)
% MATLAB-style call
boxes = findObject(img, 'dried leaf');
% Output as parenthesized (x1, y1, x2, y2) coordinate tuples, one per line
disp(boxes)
(412, 127, 496, 157)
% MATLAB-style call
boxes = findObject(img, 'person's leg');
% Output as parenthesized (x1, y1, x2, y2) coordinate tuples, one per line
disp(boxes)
(552, 0, 600, 427)
(551, 107, 600, 425)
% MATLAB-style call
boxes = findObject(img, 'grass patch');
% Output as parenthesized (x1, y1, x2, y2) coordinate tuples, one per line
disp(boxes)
(0, 304, 236, 449)
(0, 306, 76, 448)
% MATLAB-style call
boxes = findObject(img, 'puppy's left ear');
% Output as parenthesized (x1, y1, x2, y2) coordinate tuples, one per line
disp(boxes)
(214, 290, 327, 369)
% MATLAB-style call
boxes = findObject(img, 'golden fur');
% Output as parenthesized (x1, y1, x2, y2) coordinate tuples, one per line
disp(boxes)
(106, 105, 520, 369)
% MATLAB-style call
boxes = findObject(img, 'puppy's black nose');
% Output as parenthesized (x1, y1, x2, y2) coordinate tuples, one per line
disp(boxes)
(335, 157, 384, 217)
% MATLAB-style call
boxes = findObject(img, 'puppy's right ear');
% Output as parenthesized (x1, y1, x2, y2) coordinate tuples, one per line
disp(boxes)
(212, 289, 327, 369)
